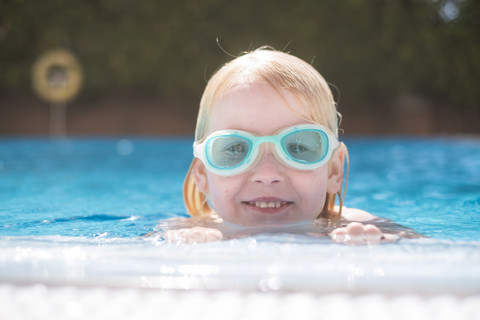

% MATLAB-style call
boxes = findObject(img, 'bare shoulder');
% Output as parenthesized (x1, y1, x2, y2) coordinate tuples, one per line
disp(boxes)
(341, 206, 377, 222)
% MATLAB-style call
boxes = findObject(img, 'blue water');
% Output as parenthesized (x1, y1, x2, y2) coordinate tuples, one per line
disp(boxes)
(0, 137, 479, 241)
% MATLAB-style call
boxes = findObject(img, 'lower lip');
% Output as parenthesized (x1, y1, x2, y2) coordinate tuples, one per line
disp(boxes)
(242, 202, 293, 214)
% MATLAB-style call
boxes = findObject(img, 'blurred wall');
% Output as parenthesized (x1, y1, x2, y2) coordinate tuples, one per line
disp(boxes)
(0, 0, 479, 136)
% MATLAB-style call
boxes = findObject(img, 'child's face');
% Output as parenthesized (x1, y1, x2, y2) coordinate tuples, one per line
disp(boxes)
(193, 84, 341, 227)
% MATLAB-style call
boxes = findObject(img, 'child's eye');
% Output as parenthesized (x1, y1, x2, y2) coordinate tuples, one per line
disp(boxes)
(287, 143, 311, 155)
(210, 137, 250, 167)
(224, 143, 246, 156)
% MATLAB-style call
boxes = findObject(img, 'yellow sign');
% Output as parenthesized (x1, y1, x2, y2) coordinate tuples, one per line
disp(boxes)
(32, 49, 83, 103)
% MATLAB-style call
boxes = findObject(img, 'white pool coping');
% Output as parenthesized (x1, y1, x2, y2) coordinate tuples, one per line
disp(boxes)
(1, 236, 480, 319)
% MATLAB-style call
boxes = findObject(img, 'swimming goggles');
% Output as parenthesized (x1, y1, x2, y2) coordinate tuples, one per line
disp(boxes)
(194, 124, 339, 176)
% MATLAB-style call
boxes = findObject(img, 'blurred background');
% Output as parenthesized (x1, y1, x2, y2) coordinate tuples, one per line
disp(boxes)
(0, 0, 478, 136)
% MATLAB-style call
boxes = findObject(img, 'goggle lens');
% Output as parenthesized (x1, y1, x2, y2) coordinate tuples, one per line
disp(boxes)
(281, 130, 326, 163)
(208, 136, 251, 169)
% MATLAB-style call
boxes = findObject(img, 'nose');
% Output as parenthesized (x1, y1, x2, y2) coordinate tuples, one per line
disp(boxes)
(249, 144, 285, 184)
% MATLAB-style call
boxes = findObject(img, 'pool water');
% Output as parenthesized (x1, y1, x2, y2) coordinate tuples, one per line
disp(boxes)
(0, 137, 479, 297)
(0, 138, 192, 238)
(347, 137, 480, 241)
(0, 137, 478, 240)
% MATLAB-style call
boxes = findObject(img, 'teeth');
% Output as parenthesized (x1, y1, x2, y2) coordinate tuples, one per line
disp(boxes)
(252, 201, 285, 208)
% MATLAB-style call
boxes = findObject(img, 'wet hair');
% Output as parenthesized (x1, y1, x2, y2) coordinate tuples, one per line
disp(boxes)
(183, 47, 346, 219)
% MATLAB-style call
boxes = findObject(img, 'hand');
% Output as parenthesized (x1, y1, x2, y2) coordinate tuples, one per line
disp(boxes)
(163, 227, 223, 244)
(329, 222, 399, 245)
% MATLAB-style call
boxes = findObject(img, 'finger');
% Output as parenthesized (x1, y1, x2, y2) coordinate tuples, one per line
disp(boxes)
(364, 224, 383, 243)
(204, 228, 223, 242)
(329, 227, 347, 243)
(163, 229, 188, 244)
(186, 227, 206, 244)
(345, 222, 366, 244)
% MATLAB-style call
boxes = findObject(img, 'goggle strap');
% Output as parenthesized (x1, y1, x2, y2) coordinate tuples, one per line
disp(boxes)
(337, 142, 349, 219)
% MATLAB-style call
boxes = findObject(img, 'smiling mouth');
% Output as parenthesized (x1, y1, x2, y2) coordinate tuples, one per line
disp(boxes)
(242, 200, 293, 210)
(250, 201, 285, 208)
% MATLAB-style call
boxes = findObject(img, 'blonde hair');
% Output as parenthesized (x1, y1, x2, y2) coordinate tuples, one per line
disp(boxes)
(183, 47, 347, 219)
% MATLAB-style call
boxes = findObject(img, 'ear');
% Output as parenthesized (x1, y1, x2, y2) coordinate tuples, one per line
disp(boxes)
(192, 158, 209, 194)
(327, 145, 345, 194)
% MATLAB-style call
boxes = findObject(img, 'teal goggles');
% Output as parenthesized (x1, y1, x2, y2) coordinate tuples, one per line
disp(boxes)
(194, 124, 339, 176)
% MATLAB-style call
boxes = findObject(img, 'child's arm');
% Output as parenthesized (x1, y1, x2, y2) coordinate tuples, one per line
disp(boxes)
(162, 226, 223, 244)
(158, 207, 401, 245)
(161, 223, 398, 245)
(328, 207, 400, 244)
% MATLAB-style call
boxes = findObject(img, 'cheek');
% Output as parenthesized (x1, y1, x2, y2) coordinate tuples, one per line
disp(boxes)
(296, 168, 328, 189)
(205, 174, 242, 209)
(294, 169, 329, 205)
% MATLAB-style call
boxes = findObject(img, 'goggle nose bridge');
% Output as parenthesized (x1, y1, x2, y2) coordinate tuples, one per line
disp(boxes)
(243, 135, 294, 168)
(249, 135, 284, 151)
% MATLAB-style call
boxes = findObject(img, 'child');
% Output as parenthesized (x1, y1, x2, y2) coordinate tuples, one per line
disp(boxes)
(158, 47, 411, 245)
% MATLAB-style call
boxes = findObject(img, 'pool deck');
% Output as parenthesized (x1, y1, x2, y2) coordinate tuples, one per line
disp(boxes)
(1, 283, 479, 320)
